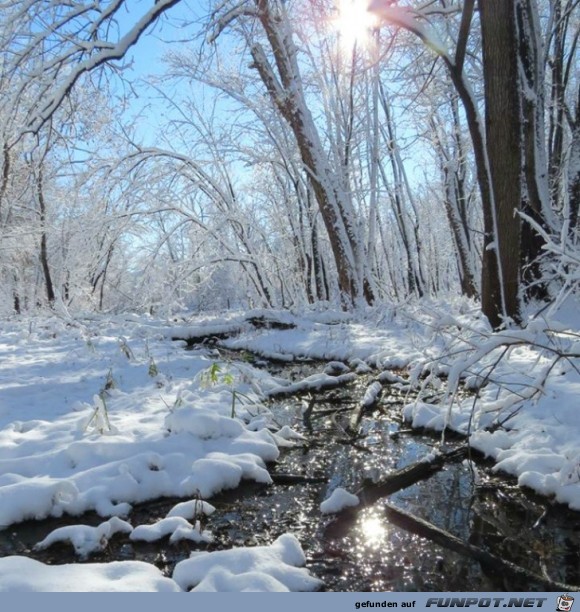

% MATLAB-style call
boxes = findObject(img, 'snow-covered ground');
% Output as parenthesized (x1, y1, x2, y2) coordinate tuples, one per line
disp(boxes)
(0, 299, 579, 590)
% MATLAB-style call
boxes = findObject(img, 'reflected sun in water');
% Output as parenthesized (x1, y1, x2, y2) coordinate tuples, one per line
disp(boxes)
(359, 514, 388, 548)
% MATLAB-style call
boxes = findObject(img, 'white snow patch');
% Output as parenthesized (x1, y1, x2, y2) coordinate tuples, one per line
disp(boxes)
(166, 499, 216, 520)
(320, 487, 360, 514)
(34, 517, 133, 558)
(0, 556, 180, 591)
(130, 516, 212, 544)
(172, 534, 322, 592)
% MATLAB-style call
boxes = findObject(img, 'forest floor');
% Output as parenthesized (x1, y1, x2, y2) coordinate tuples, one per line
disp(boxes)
(0, 297, 579, 591)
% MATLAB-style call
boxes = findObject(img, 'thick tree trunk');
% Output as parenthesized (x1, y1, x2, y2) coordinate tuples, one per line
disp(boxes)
(371, 2, 530, 327)
(479, 0, 522, 326)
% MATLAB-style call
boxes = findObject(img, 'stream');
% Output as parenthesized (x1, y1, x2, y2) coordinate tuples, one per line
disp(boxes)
(1, 347, 579, 591)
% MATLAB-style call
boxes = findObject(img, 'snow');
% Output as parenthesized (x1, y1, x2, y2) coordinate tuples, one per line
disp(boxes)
(0, 317, 281, 529)
(166, 499, 216, 519)
(0, 556, 180, 592)
(34, 516, 133, 558)
(361, 381, 383, 407)
(1, 298, 580, 589)
(173, 534, 322, 592)
(400, 299, 580, 510)
(267, 372, 357, 397)
(130, 516, 213, 544)
(320, 487, 360, 514)
(0, 314, 326, 591)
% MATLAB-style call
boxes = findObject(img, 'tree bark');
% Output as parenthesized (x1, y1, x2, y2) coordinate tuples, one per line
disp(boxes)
(479, 0, 522, 326)
(569, 122, 580, 234)
(517, 0, 550, 300)
(37, 167, 55, 306)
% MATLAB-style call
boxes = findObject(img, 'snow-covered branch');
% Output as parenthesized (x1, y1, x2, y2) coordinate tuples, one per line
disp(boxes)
(3, 0, 182, 138)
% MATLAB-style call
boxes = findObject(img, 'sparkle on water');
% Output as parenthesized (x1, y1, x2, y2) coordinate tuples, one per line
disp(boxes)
(358, 511, 388, 549)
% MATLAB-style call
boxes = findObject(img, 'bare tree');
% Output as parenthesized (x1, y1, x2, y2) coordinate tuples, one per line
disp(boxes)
(369, 0, 561, 327)
(208, 0, 375, 307)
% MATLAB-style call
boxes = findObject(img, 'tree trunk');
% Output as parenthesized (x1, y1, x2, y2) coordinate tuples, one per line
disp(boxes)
(479, 0, 522, 326)
(371, 2, 528, 327)
(37, 168, 55, 306)
(516, 0, 550, 300)
(13, 272, 21, 314)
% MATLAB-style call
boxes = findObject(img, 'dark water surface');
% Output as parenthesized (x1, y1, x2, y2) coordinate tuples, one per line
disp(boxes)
(1, 356, 579, 591)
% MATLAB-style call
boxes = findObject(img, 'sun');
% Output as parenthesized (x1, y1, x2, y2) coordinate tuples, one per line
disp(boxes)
(332, 0, 378, 53)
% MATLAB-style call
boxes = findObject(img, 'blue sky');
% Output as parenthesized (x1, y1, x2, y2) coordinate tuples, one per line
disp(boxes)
(110, 0, 205, 143)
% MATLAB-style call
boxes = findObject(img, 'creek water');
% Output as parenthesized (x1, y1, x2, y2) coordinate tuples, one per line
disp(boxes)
(1, 353, 579, 591)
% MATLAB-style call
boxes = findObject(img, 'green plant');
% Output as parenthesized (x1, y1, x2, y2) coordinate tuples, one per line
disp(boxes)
(199, 362, 228, 387)
(198, 361, 252, 418)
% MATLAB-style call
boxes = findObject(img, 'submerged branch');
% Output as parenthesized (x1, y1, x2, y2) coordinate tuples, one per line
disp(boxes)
(324, 446, 468, 539)
(383, 502, 578, 593)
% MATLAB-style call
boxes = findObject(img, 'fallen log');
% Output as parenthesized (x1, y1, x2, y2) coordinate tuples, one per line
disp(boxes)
(171, 329, 236, 347)
(245, 315, 296, 330)
(267, 372, 357, 398)
(359, 446, 468, 506)
(382, 502, 578, 592)
(324, 446, 468, 538)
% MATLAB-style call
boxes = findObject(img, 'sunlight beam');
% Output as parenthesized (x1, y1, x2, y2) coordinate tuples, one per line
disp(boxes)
(332, 0, 378, 53)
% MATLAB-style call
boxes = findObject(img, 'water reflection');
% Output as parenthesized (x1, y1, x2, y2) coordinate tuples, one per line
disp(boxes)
(359, 514, 387, 548)
(6, 358, 580, 592)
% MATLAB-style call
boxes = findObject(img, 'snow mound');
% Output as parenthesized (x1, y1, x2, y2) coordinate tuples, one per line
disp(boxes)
(323, 361, 350, 375)
(165, 408, 245, 439)
(403, 402, 446, 431)
(34, 517, 133, 558)
(173, 534, 322, 592)
(0, 479, 78, 529)
(130, 516, 212, 543)
(0, 556, 180, 592)
(184, 451, 272, 498)
(166, 499, 216, 519)
(320, 487, 360, 514)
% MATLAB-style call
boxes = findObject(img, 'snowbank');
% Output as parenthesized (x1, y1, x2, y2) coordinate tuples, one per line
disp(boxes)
(173, 534, 322, 592)
(0, 556, 180, 592)
(0, 315, 281, 528)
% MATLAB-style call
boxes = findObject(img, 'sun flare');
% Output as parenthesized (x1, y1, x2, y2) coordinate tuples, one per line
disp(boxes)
(360, 515, 387, 547)
(332, 0, 378, 53)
